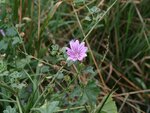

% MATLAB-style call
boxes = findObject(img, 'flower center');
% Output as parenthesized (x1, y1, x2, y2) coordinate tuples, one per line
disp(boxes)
(75, 52, 80, 58)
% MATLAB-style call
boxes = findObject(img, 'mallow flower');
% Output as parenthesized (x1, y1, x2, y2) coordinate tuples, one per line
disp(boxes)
(66, 40, 88, 61)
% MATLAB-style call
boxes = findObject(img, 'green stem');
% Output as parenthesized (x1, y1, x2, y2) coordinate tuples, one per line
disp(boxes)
(55, 106, 90, 112)
(16, 96, 23, 113)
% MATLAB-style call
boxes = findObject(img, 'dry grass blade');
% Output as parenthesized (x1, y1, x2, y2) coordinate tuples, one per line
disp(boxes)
(118, 94, 129, 113)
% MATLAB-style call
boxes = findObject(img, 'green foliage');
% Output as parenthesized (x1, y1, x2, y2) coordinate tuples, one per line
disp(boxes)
(83, 66, 96, 76)
(0, 40, 8, 51)
(6, 27, 17, 37)
(0, 26, 22, 54)
(0, 0, 150, 113)
(80, 81, 100, 105)
(93, 94, 117, 113)
(3, 106, 18, 113)
(15, 57, 31, 69)
(51, 44, 59, 55)
(32, 101, 59, 113)
(70, 80, 100, 106)
(100, 95, 117, 113)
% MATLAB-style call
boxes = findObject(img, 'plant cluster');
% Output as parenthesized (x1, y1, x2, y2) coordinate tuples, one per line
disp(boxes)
(0, 0, 150, 113)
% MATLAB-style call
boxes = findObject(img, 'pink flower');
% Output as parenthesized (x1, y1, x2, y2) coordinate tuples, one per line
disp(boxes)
(66, 40, 88, 61)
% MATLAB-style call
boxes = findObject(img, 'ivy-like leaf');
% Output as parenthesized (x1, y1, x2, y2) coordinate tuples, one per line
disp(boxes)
(12, 36, 22, 46)
(11, 83, 26, 89)
(94, 94, 118, 113)
(40, 65, 50, 73)
(33, 101, 59, 113)
(0, 40, 8, 50)
(80, 81, 100, 106)
(83, 66, 96, 76)
(3, 106, 18, 113)
(101, 95, 117, 113)
(51, 44, 59, 55)
(90, 6, 101, 14)
(85, 16, 92, 21)
(0, 60, 7, 72)
(55, 71, 64, 79)
(15, 57, 31, 69)
(6, 27, 17, 37)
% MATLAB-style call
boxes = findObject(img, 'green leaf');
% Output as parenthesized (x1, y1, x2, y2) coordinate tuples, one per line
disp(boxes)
(12, 36, 22, 45)
(6, 27, 17, 37)
(9, 71, 22, 79)
(83, 66, 96, 76)
(101, 95, 117, 113)
(40, 65, 50, 73)
(85, 16, 92, 21)
(55, 71, 64, 79)
(11, 83, 26, 89)
(60, 47, 66, 53)
(0, 70, 9, 77)
(51, 44, 59, 51)
(3, 106, 18, 113)
(0, 60, 7, 72)
(33, 101, 59, 113)
(0, 40, 8, 50)
(90, 6, 101, 14)
(70, 86, 82, 99)
(80, 81, 100, 105)
(51, 44, 59, 55)
(94, 94, 118, 113)
(16, 57, 31, 69)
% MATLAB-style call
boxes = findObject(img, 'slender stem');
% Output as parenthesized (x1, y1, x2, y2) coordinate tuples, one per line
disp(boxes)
(38, 0, 41, 41)
(114, 89, 150, 97)
(31, 0, 34, 18)
(0, 99, 16, 103)
(23, 70, 35, 85)
(118, 94, 129, 113)
(18, 0, 22, 32)
(72, 4, 86, 38)
(55, 106, 90, 112)
(72, 64, 81, 83)
(16, 96, 23, 113)
(38, 0, 41, 55)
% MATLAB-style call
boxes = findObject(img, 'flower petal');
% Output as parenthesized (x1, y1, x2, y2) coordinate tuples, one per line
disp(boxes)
(78, 54, 87, 61)
(80, 46, 88, 53)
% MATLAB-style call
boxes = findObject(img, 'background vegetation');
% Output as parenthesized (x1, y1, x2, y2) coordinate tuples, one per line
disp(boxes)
(0, 0, 150, 113)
